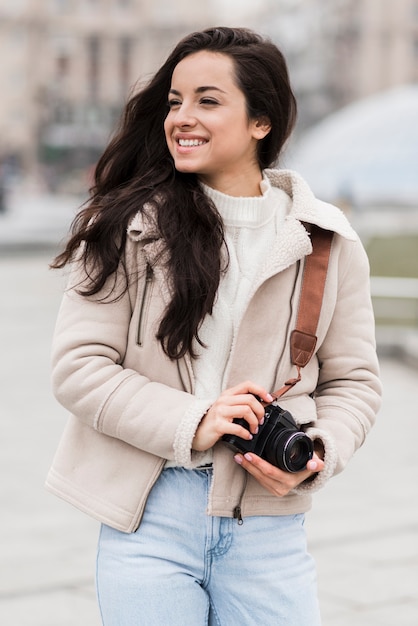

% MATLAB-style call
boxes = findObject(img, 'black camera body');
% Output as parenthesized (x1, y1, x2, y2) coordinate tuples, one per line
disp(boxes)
(222, 403, 313, 473)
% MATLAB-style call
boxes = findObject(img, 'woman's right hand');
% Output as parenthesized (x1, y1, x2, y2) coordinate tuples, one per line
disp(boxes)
(192, 381, 273, 452)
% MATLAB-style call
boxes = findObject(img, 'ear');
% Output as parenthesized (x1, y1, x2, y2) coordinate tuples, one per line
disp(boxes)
(252, 116, 271, 140)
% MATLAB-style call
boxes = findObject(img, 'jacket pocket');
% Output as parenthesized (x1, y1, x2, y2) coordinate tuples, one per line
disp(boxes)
(136, 264, 153, 346)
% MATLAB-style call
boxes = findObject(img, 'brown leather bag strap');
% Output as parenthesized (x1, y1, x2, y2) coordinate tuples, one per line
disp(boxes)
(270, 226, 334, 402)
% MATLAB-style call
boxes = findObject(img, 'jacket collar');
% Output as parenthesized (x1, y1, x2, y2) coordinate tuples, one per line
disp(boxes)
(127, 204, 167, 267)
(126, 169, 357, 273)
(265, 169, 357, 241)
(127, 203, 160, 243)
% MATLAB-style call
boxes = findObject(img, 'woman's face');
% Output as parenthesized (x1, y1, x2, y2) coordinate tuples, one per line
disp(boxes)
(164, 50, 270, 196)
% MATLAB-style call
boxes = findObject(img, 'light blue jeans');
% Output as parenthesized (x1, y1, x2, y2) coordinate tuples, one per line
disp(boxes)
(96, 467, 321, 625)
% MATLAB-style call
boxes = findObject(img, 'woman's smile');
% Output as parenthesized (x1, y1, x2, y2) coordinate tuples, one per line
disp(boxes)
(175, 134, 209, 153)
(177, 137, 208, 148)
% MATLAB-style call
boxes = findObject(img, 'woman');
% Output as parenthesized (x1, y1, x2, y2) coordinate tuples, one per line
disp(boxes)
(47, 27, 382, 624)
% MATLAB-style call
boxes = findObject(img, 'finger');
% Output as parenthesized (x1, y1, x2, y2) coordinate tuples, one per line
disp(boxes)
(234, 453, 321, 496)
(239, 452, 289, 480)
(205, 404, 258, 439)
(228, 402, 264, 434)
(241, 450, 324, 477)
(234, 452, 288, 484)
(223, 381, 274, 405)
(234, 453, 293, 496)
(300, 452, 325, 474)
(223, 393, 268, 427)
(221, 394, 265, 414)
(212, 398, 265, 433)
(219, 412, 256, 440)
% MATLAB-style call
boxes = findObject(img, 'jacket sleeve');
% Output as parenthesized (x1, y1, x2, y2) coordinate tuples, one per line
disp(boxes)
(51, 260, 211, 465)
(295, 234, 382, 493)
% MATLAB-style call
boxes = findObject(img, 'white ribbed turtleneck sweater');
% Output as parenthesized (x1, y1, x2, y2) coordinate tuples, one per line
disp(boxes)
(193, 177, 289, 403)
(166, 177, 290, 467)
(165, 177, 291, 468)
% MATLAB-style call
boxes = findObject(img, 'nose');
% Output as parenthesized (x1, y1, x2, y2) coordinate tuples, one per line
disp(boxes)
(172, 102, 196, 128)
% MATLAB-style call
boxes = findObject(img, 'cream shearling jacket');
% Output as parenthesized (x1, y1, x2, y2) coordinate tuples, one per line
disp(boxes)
(46, 169, 382, 533)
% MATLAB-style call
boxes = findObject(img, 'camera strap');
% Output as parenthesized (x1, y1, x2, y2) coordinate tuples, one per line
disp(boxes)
(269, 225, 334, 402)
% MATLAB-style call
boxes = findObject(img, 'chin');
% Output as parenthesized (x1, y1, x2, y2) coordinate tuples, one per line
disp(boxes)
(173, 162, 200, 174)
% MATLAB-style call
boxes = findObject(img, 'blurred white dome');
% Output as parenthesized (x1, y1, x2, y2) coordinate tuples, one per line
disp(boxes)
(287, 84, 418, 207)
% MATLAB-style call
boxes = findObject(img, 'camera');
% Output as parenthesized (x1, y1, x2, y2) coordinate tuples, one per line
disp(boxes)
(222, 403, 313, 473)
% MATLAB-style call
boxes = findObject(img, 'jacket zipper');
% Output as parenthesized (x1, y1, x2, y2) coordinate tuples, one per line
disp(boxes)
(132, 458, 166, 532)
(136, 263, 153, 346)
(233, 506, 244, 525)
(233, 473, 248, 525)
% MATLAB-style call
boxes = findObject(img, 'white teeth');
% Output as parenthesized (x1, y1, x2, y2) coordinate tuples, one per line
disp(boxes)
(178, 138, 206, 147)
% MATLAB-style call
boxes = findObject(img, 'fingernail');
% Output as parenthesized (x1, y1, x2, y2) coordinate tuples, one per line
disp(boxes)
(266, 394, 273, 402)
(308, 461, 318, 471)
(234, 455, 243, 465)
(244, 453, 253, 462)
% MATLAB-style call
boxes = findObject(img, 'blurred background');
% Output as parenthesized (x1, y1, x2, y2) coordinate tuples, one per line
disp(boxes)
(0, 1, 417, 625)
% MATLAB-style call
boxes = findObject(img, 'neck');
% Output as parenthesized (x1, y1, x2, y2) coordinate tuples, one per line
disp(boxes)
(199, 168, 264, 197)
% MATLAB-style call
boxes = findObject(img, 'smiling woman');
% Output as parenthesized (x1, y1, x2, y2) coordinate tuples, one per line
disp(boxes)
(47, 26, 381, 626)
(164, 51, 271, 195)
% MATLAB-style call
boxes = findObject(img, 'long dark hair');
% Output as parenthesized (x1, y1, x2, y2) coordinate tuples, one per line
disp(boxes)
(52, 27, 297, 359)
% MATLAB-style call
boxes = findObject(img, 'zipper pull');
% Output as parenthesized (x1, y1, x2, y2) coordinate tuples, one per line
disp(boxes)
(136, 263, 153, 347)
(233, 506, 244, 525)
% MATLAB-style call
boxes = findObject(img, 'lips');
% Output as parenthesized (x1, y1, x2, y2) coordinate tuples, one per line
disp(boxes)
(176, 135, 208, 148)
(178, 138, 206, 147)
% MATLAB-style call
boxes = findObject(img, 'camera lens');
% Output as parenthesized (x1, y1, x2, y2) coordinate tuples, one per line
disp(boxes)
(284, 433, 313, 472)
(265, 430, 313, 473)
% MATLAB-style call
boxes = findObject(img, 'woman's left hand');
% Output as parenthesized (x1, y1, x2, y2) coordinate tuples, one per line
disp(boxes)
(234, 452, 325, 496)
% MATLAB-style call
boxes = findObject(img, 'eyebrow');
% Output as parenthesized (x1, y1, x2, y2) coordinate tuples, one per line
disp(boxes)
(169, 86, 227, 96)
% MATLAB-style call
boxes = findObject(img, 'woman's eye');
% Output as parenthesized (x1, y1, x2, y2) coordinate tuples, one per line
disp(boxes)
(200, 98, 219, 106)
(167, 99, 181, 109)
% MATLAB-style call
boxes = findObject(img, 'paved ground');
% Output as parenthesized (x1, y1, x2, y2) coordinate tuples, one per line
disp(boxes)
(0, 194, 417, 625)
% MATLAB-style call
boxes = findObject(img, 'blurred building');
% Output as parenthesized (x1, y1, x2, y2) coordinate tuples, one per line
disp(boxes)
(0, 0, 417, 189)
(329, 0, 418, 102)
(0, 0, 211, 189)
(287, 84, 418, 207)
(256, 0, 418, 129)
